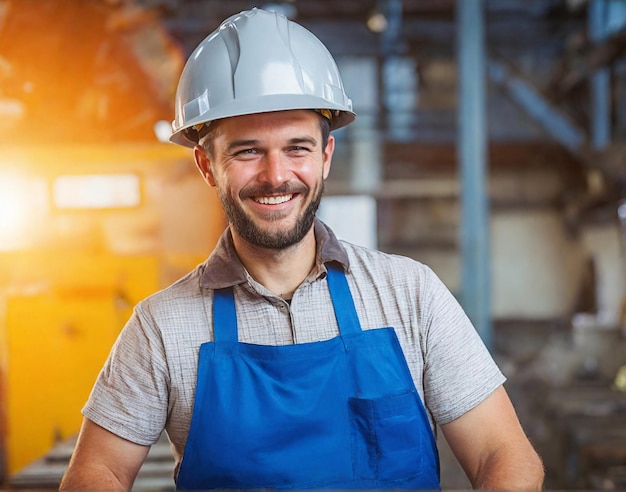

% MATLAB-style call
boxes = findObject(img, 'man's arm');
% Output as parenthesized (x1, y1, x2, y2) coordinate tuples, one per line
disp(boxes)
(441, 385, 544, 490)
(59, 418, 151, 491)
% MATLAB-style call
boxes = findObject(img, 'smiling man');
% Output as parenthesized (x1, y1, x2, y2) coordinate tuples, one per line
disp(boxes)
(198, 111, 331, 251)
(193, 110, 335, 301)
(60, 8, 544, 491)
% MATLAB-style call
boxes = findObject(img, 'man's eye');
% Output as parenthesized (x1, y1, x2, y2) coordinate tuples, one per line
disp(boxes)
(235, 148, 258, 156)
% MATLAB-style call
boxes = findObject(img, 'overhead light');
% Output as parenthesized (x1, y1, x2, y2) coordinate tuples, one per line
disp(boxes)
(153, 120, 173, 143)
(367, 11, 388, 33)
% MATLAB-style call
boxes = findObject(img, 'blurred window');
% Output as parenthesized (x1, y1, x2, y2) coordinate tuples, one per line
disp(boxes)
(53, 174, 141, 209)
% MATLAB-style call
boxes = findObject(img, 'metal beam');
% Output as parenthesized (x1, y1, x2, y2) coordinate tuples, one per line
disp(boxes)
(589, 0, 611, 150)
(488, 59, 587, 154)
(457, 0, 492, 349)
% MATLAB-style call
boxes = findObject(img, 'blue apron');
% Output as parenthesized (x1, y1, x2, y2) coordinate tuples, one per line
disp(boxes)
(177, 264, 440, 490)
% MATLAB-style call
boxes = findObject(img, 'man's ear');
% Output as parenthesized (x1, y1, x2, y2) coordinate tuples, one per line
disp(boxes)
(322, 134, 335, 180)
(194, 145, 216, 186)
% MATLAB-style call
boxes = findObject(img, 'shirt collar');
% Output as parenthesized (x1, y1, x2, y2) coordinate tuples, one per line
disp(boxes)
(199, 217, 350, 290)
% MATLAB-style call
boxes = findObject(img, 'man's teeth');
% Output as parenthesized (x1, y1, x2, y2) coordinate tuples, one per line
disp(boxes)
(255, 194, 293, 205)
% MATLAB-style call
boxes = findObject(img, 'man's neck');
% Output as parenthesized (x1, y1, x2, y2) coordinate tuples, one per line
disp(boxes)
(231, 228, 317, 299)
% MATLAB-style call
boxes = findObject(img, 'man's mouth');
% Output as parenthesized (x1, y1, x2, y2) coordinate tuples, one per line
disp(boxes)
(253, 194, 294, 205)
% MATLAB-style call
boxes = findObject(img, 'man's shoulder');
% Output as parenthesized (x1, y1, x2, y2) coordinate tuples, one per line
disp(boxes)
(340, 240, 433, 276)
(137, 262, 208, 313)
(124, 262, 212, 346)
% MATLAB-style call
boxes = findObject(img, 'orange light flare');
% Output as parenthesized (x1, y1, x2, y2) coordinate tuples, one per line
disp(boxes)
(0, 170, 48, 251)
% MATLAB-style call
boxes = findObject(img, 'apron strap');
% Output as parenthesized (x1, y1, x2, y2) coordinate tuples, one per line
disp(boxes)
(213, 287, 238, 343)
(326, 263, 362, 335)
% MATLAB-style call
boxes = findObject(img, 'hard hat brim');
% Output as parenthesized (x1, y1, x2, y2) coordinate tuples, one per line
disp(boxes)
(170, 94, 356, 148)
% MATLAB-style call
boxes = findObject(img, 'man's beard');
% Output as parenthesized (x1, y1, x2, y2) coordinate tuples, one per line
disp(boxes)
(217, 181, 324, 250)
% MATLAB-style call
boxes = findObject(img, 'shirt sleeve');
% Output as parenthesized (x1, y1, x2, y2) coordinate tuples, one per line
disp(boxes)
(82, 302, 169, 445)
(420, 267, 505, 425)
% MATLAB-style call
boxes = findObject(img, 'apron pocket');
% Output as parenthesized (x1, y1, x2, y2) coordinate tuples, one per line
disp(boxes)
(349, 390, 425, 482)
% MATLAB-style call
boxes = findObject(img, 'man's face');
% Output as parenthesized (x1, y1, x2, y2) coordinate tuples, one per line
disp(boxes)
(195, 110, 334, 250)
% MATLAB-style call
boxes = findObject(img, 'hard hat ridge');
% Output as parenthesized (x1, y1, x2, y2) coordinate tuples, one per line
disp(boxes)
(170, 7, 356, 147)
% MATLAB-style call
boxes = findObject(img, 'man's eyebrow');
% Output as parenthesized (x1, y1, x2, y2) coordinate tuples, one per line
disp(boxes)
(225, 139, 259, 153)
(288, 136, 318, 147)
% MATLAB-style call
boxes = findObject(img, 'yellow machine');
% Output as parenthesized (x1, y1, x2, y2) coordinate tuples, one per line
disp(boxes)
(0, 0, 229, 476)
(0, 143, 225, 473)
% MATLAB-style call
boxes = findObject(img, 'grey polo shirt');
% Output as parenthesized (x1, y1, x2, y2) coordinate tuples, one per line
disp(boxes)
(83, 219, 505, 470)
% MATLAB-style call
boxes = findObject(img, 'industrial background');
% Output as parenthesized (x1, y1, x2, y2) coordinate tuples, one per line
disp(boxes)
(0, 0, 625, 489)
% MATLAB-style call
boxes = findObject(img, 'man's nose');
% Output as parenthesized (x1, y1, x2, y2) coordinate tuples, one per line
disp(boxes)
(259, 151, 288, 185)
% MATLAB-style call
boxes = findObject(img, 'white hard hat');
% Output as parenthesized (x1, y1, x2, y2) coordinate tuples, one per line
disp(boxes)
(170, 8, 356, 147)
